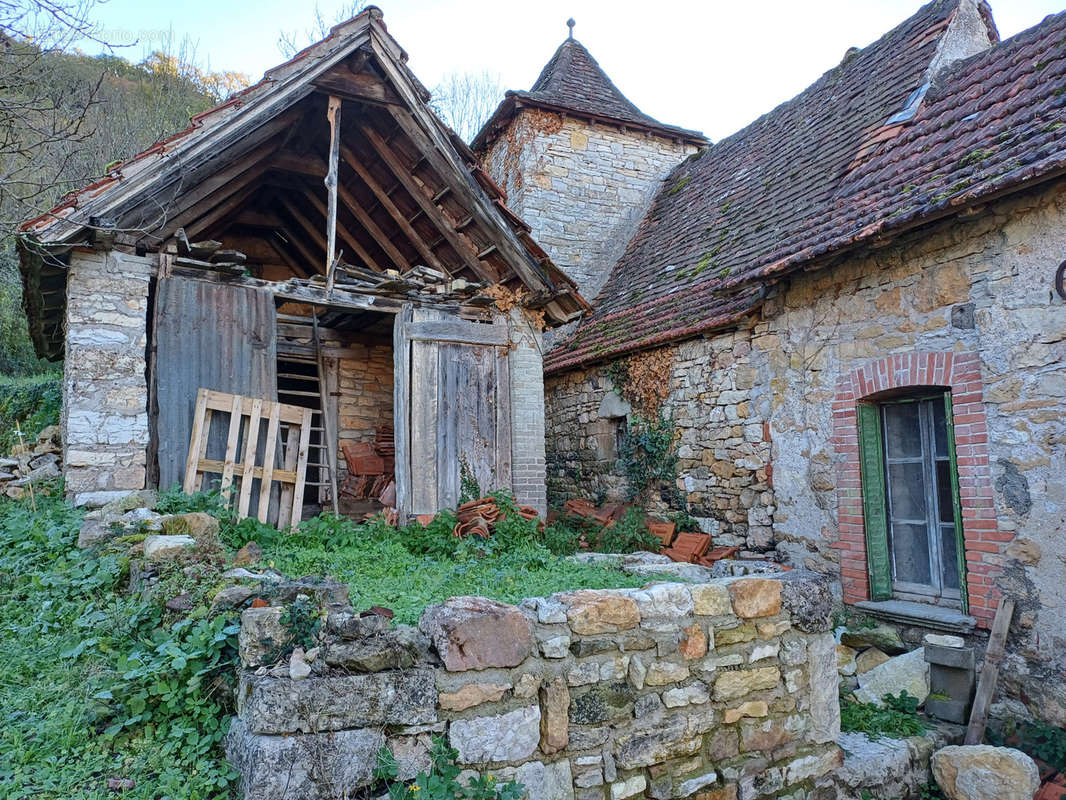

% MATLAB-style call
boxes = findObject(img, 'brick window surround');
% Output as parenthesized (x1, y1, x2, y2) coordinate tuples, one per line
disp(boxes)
(831, 351, 1006, 629)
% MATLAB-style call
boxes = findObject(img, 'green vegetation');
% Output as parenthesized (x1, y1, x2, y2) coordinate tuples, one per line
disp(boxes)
(375, 737, 524, 800)
(989, 718, 1066, 772)
(666, 174, 691, 196)
(0, 488, 240, 799)
(840, 691, 928, 739)
(0, 372, 61, 452)
(618, 412, 680, 503)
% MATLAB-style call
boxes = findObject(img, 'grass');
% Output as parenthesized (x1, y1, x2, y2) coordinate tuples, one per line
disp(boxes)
(0, 372, 61, 452)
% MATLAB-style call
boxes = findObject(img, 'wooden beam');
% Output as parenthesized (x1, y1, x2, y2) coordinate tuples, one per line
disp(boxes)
(339, 142, 448, 274)
(182, 178, 265, 239)
(272, 151, 327, 177)
(311, 69, 401, 106)
(358, 121, 493, 282)
(269, 234, 311, 278)
(299, 186, 382, 273)
(324, 96, 342, 279)
(273, 198, 325, 273)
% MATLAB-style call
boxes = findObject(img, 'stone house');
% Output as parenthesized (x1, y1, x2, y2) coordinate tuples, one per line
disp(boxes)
(17, 7, 585, 522)
(475, 0, 1066, 722)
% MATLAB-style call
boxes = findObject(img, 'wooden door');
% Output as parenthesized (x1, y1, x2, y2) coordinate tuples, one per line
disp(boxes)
(393, 305, 512, 519)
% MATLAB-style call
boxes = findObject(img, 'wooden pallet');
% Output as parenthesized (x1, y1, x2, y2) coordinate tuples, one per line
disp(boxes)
(182, 387, 313, 528)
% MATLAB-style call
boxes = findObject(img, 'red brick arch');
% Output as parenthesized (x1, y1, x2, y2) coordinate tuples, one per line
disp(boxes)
(831, 351, 1004, 628)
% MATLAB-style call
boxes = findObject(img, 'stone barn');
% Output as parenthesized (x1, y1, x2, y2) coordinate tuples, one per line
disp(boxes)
(17, 7, 585, 523)
(477, 0, 1066, 722)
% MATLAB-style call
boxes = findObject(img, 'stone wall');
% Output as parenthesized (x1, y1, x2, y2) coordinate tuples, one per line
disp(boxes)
(483, 111, 696, 302)
(227, 571, 840, 800)
(334, 341, 393, 487)
(63, 248, 154, 506)
(544, 327, 776, 552)
(544, 179, 1066, 723)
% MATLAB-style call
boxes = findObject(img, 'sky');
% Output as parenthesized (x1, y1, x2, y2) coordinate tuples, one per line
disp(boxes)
(78, 0, 1065, 142)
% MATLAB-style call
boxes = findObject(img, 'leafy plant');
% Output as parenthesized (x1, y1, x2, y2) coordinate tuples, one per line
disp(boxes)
(278, 595, 322, 655)
(618, 412, 679, 502)
(591, 508, 661, 554)
(840, 691, 928, 739)
(989, 718, 1066, 772)
(0, 372, 61, 453)
(375, 736, 524, 800)
(459, 456, 482, 505)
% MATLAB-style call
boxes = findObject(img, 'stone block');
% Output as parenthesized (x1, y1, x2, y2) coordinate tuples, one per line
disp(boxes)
(564, 590, 640, 635)
(728, 578, 782, 618)
(778, 571, 834, 632)
(492, 760, 575, 800)
(142, 534, 195, 560)
(237, 671, 437, 734)
(225, 718, 383, 800)
(645, 660, 690, 686)
(680, 624, 709, 659)
(713, 666, 780, 701)
(807, 632, 841, 743)
(540, 677, 570, 754)
(450, 705, 541, 764)
(419, 596, 533, 671)
(238, 607, 287, 668)
(663, 683, 710, 708)
(438, 682, 510, 712)
(570, 682, 634, 724)
(323, 626, 429, 672)
(855, 647, 891, 675)
(615, 717, 702, 769)
(723, 701, 769, 723)
(854, 648, 929, 706)
(631, 583, 694, 618)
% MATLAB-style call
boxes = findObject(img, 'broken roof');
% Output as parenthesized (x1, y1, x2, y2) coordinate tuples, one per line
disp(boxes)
(472, 32, 705, 152)
(547, 0, 1066, 373)
(19, 5, 587, 358)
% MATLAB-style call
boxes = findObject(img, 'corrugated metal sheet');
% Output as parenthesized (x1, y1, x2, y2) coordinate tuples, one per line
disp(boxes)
(154, 277, 278, 494)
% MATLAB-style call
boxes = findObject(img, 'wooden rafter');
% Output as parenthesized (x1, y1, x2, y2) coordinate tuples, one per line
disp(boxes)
(298, 184, 383, 273)
(273, 196, 327, 272)
(339, 142, 447, 274)
(358, 120, 494, 282)
(183, 180, 265, 240)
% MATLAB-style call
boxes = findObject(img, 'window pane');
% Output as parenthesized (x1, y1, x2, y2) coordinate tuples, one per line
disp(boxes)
(940, 524, 960, 590)
(891, 522, 932, 585)
(887, 461, 927, 521)
(932, 397, 948, 458)
(884, 403, 922, 459)
(936, 460, 955, 524)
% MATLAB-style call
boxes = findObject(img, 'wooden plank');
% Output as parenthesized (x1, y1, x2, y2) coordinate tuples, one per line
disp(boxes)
(275, 199, 326, 268)
(276, 424, 301, 530)
(409, 336, 439, 514)
(392, 304, 412, 522)
(218, 393, 244, 498)
(404, 319, 509, 346)
(203, 389, 306, 424)
(965, 597, 1015, 745)
(257, 402, 281, 523)
(311, 70, 402, 106)
(195, 410, 212, 491)
(237, 398, 264, 518)
(324, 95, 342, 276)
(340, 142, 447, 273)
(437, 343, 459, 508)
(336, 176, 411, 272)
(357, 121, 491, 281)
(196, 459, 298, 485)
(312, 309, 340, 514)
(495, 344, 512, 490)
(183, 387, 210, 494)
(289, 408, 314, 526)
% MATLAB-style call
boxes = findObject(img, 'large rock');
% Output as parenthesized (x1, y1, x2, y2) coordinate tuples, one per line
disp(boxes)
(323, 626, 429, 672)
(438, 682, 510, 711)
(931, 745, 1039, 800)
(143, 534, 195, 560)
(856, 647, 891, 675)
(490, 760, 574, 800)
(563, 590, 641, 635)
(237, 671, 437, 734)
(226, 718, 384, 800)
(419, 596, 533, 671)
(854, 647, 929, 706)
(449, 705, 540, 764)
(841, 623, 906, 654)
(238, 606, 288, 668)
(826, 731, 939, 800)
(728, 578, 782, 618)
(614, 716, 701, 769)
(162, 511, 220, 540)
(807, 633, 841, 743)
(629, 583, 693, 618)
(10, 460, 59, 486)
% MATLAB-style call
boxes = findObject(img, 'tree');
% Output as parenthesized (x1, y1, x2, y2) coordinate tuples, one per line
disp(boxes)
(278, 1, 368, 59)
(430, 70, 504, 143)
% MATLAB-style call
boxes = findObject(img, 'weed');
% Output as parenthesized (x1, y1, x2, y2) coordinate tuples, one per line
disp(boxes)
(840, 691, 928, 739)
(375, 736, 524, 800)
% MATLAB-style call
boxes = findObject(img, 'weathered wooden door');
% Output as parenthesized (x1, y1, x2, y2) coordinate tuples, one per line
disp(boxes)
(153, 277, 278, 493)
(393, 305, 512, 519)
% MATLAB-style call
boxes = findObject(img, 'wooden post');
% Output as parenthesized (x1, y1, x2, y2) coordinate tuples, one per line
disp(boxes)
(324, 95, 342, 280)
(312, 308, 340, 515)
(964, 596, 1015, 744)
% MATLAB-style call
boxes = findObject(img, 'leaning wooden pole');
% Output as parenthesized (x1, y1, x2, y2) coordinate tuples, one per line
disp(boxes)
(964, 596, 1015, 744)
(312, 308, 340, 516)
(324, 94, 342, 290)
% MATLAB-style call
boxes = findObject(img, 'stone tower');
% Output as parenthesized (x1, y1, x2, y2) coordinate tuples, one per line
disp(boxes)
(473, 23, 706, 303)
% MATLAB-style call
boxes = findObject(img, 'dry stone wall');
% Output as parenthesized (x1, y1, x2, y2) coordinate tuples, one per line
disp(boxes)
(227, 571, 841, 800)
(544, 328, 775, 552)
(63, 248, 153, 506)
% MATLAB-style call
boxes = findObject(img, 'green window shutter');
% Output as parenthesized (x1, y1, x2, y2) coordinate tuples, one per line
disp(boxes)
(857, 403, 892, 600)
(943, 392, 970, 615)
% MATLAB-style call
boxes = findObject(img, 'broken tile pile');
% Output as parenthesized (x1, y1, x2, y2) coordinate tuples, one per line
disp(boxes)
(450, 496, 540, 538)
(0, 424, 62, 499)
(226, 571, 843, 800)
